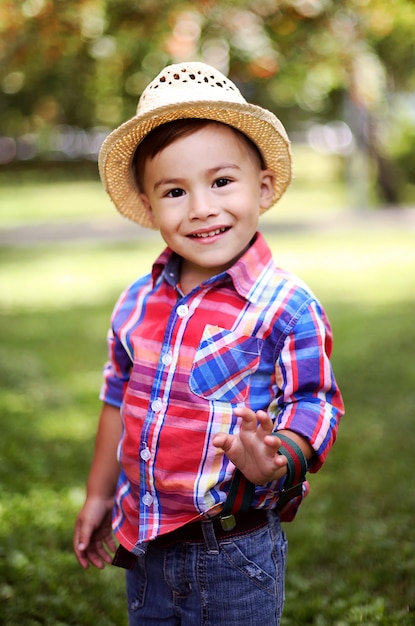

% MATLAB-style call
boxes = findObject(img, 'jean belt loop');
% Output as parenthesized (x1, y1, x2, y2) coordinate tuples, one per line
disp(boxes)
(201, 518, 220, 555)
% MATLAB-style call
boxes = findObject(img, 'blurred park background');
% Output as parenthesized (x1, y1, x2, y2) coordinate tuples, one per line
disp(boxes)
(1, 1, 415, 624)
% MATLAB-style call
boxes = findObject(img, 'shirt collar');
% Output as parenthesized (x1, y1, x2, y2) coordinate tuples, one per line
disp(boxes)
(151, 232, 273, 303)
(152, 248, 177, 287)
(226, 232, 273, 302)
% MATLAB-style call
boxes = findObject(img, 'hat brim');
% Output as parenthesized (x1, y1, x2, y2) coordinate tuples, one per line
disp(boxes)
(99, 100, 292, 229)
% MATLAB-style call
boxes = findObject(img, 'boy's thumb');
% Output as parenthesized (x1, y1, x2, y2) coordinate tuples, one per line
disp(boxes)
(75, 519, 92, 552)
(77, 527, 92, 551)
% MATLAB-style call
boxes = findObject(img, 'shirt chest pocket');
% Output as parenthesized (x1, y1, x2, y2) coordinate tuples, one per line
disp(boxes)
(189, 325, 263, 404)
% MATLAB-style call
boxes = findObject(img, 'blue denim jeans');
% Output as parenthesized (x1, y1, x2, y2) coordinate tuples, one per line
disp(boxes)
(125, 510, 287, 625)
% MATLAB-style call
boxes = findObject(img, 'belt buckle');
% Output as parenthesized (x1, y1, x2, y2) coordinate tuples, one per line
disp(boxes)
(220, 514, 236, 531)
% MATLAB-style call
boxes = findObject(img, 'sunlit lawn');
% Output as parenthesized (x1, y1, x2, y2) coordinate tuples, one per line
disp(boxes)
(1, 164, 415, 624)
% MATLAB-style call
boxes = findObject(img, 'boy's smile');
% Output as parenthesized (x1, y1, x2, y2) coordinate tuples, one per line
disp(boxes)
(139, 123, 274, 293)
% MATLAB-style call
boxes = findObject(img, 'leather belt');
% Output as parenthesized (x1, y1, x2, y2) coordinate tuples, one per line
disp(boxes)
(112, 509, 269, 569)
(154, 508, 269, 548)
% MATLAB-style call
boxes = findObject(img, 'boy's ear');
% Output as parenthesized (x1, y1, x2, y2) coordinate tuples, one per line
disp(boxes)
(139, 193, 158, 228)
(259, 169, 276, 210)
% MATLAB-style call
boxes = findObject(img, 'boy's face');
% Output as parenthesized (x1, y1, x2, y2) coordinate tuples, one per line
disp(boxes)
(139, 123, 275, 289)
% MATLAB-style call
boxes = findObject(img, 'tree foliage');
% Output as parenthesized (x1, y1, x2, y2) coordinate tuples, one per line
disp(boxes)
(1, 0, 415, 202)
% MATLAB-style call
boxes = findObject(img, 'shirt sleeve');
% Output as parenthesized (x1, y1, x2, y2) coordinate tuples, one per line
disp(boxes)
(273, 297, 344, 472)
(98, 270, 153, 409)
(99, 284, 135, 408)
(99, 325, 132, 408)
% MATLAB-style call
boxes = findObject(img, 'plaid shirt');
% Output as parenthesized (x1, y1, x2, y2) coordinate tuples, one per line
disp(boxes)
(100, 232, 344, 551)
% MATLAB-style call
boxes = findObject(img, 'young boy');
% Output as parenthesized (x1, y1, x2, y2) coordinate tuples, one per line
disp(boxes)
(74, 62, 344, 625)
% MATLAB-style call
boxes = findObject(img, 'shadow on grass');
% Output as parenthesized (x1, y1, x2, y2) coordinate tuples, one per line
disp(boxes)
(0, 298, 414, 624)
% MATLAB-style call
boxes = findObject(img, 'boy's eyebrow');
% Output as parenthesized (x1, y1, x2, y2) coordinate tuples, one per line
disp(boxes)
(153, 177, 185, 191)
(153, 164, 241, 190)
(207, 164, 241, 175)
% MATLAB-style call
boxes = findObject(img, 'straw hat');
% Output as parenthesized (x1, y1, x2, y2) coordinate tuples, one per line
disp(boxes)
(99, 62, 292, 229)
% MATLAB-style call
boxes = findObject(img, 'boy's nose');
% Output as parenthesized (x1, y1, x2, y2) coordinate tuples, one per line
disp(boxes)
(188, 192, 219, 220)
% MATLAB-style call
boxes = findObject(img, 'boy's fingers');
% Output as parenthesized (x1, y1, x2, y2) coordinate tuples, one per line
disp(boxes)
(235, 408, 272, 435)
(237, 415, 258, 435)
(74, 534, 113, 570)
(75, 526, 90, 551)
(88, 544, 111, 569)
(264, 433, 282, 449)
(212, 433, 232, 452)
(74, 520, 93, 567)
(106, 534, 117, 553)
(74, 542, 90, 569)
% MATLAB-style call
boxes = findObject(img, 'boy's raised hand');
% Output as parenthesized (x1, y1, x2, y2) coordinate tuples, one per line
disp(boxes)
(73, 496, 116, 569)
(212, 407, 288, 485)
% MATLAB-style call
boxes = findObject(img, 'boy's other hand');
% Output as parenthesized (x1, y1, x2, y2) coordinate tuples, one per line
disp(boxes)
(73, 496, 116, 569)
(212, 407, 287, 485)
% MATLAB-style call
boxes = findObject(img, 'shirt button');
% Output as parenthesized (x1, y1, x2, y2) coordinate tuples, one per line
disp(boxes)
(151, 398, 163, 412)
(140, 447, 151, 462)
(161, 352, 172, 366)
(176, 304, 189, 317)
(142, 492, 153, 507)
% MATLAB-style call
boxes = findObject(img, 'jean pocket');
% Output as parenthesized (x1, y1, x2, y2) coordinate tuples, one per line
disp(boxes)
(220, 525, 278, 594)
(189, 325, 262, 403)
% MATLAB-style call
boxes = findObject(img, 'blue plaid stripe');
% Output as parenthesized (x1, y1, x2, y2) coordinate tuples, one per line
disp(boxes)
(190, 326, 262, 403)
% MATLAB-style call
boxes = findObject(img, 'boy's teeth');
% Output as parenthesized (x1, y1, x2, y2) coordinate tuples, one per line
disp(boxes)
(194, 228, 226, 238)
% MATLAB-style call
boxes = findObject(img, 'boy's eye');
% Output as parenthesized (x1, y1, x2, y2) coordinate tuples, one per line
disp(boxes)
(214, 178, 231, 188)
(166, 188, 185, 198)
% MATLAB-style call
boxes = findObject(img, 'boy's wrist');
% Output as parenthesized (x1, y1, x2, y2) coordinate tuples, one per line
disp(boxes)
(86, 476, 117, 501)
(273, 432, 309, 489)
(85, 491, 115, 505)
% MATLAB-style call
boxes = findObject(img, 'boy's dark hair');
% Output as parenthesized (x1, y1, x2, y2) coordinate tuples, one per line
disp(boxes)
(133, 118, 266, 192)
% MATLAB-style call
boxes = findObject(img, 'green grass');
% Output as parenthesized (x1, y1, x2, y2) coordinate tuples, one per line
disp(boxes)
(1, 174, 414, 624)
(283, 299, 415, 625)
(0, 180, 116, 226)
